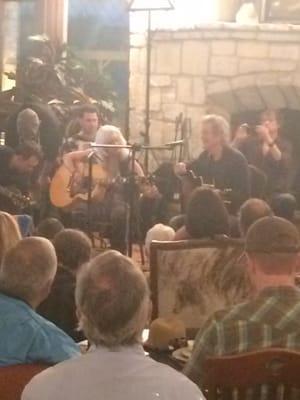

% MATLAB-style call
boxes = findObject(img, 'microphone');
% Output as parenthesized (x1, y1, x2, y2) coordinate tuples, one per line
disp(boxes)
(165, 140, 184, 147)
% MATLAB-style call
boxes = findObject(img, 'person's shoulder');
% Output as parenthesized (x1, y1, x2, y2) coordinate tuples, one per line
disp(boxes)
(226, 146, 248, 164)
(146, 359, 203, 397)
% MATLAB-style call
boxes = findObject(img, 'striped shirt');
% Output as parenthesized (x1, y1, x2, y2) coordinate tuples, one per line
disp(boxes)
(185, 286, 300, 387)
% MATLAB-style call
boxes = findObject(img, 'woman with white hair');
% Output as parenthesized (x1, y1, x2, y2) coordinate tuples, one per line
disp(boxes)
(175, 114, 250, 214)
(62, 125, 144, 253)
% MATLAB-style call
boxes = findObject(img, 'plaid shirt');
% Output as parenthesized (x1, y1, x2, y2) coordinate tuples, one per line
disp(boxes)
(184, 286, 300, 387)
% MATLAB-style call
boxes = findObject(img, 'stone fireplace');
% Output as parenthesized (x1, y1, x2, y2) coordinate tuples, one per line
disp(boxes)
(129, 22, 300, 164)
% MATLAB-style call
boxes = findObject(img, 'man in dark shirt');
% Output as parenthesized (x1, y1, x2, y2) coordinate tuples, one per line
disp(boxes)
(234, 110, 292, 195)
(0, 143, 42, 213)
(175, 114, 250, 214)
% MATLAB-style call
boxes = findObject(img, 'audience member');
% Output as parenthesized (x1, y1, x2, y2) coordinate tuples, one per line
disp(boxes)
(38, 229, 92, 340)
(0, 237, 79, 366)
(239, 198, 273, 236)
(35, 218, 64, 241)
(184, 217, 300, 388)
(0, 212, 21, 262)
(174, 187, 230, 241)
(23, 251, 205, 400)
(270, 193, 297, 222)
(145, 223, 175, 256)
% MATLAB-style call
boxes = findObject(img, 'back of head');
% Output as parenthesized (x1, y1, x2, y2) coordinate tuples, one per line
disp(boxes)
(145, 224, 175, 255)
(0, 212, 21, 262)
(186, 187, 229, 239)
(245, 216, 300, 275)
(35, 218, 64, 241)
(15, 141, 43, 161)
(270, 193, 297, 222)
(0, 237, 57, 304)
(76, 251, 150, 347)
(53, 229, 92, 272)
(239, 199, 273, 236)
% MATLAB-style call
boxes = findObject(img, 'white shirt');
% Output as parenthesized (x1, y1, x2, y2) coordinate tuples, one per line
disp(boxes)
(22, 344, 205, 400)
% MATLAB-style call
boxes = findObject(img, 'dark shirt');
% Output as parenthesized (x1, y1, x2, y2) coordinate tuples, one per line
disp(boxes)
(0, 146, 30, 213)
(188, 146, 250, 213)
(5, 103, 62, 161)
(235, 135, 292, 194)
(37, 264, 83, 342)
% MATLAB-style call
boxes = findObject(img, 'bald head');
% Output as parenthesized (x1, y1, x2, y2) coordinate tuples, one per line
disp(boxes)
(0, 237, 57, 306)
(239, 199, 273, 237)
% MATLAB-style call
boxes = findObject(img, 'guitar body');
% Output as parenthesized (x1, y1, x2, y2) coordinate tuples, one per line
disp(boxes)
(50, 163, 109, 209)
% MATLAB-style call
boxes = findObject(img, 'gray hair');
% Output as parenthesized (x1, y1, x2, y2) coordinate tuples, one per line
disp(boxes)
(0, 237, 57, 303)
(95, 125, 129, 161)
(75, 251, 150, 348)
(16, 108, 40, 144)
(202, 114, 231, 144)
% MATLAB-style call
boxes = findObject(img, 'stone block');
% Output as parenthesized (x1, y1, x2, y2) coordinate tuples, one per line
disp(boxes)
(150, 88, 162, 112)
(130, 33, 146, 48)
(237, 41, 269, 58)
(151, 75, 172, 88)
(177, 77, 192, 103)
(211, 40, 236, 56)
(162, 103, 185, 121)
(181, 41, 210, 76)
(130, 48, 141, 73)
(207, 79, 231, 95)
(269, 44, 300, 60)
(155, 42, 181, 75)
(192, 78, 206, 105)
(231, 75, 256, 89)
(255, 72, 278, 87)
(230, 31, 258, 40)
(271, 60, 295, 72)
(239, 58, 271, 74)
(210, 56, 238, 77)
(161, 86, 177, 103)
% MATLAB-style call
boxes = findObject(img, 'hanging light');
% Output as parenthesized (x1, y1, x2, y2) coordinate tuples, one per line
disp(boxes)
(128, 0, 174, 12)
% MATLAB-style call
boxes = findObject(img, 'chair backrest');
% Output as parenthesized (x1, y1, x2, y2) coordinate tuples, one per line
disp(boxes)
(203, 349, 300, 400)
(150, 237, 252, 335)
(0, 364, 49, 400)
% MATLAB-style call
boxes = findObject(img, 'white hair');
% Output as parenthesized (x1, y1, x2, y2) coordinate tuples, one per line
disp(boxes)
(202, 114, 231, 144)
(95, 125, 129, 161)
(0, 237, 57, 304)
(145, 224, 175, 256)
(75, 251, 150, 348)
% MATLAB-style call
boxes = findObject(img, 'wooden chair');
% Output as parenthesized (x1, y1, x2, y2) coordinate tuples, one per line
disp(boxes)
(0, 364, 49, 400)
(203, 349, 300, 400)
(150, 237, 252, 337)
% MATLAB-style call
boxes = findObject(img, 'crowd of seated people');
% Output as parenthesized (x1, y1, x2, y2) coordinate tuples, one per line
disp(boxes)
(1, 104, 300, 399)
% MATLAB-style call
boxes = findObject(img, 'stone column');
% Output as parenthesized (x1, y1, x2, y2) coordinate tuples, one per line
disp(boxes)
(37, 0, 69, 46)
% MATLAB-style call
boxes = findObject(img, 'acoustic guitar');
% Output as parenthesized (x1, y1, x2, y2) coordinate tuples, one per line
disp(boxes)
(50, 163, 111, 209)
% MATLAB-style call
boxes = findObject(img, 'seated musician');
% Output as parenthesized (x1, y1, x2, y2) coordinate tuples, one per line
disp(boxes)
(175, 114, 250, 214)
(0, 143, 42, 214)
(62, 125, 144, 254)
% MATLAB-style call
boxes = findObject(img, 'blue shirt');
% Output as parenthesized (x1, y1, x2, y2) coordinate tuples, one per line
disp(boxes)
(0, 293, 80, 366)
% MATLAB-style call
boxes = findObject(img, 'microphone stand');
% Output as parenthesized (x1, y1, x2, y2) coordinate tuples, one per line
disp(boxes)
(89, 142, 176, 258)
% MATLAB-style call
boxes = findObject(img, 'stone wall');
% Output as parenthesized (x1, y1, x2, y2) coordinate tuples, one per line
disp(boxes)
(129, 23, 300, 161)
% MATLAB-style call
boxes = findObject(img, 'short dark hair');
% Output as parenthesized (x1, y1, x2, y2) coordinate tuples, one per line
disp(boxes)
(53, 229, 92, 272)
(185, 187, 229, 239)
(78, 105, 99, 119)
(270, 193, 297, 222)
(35, 218, 64, 241)
(15, 141, 43, 161)
(239, 199, 273, 236)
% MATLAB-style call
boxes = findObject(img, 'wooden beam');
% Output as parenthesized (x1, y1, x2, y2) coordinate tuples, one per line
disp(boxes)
(37, 0, 69, 46)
